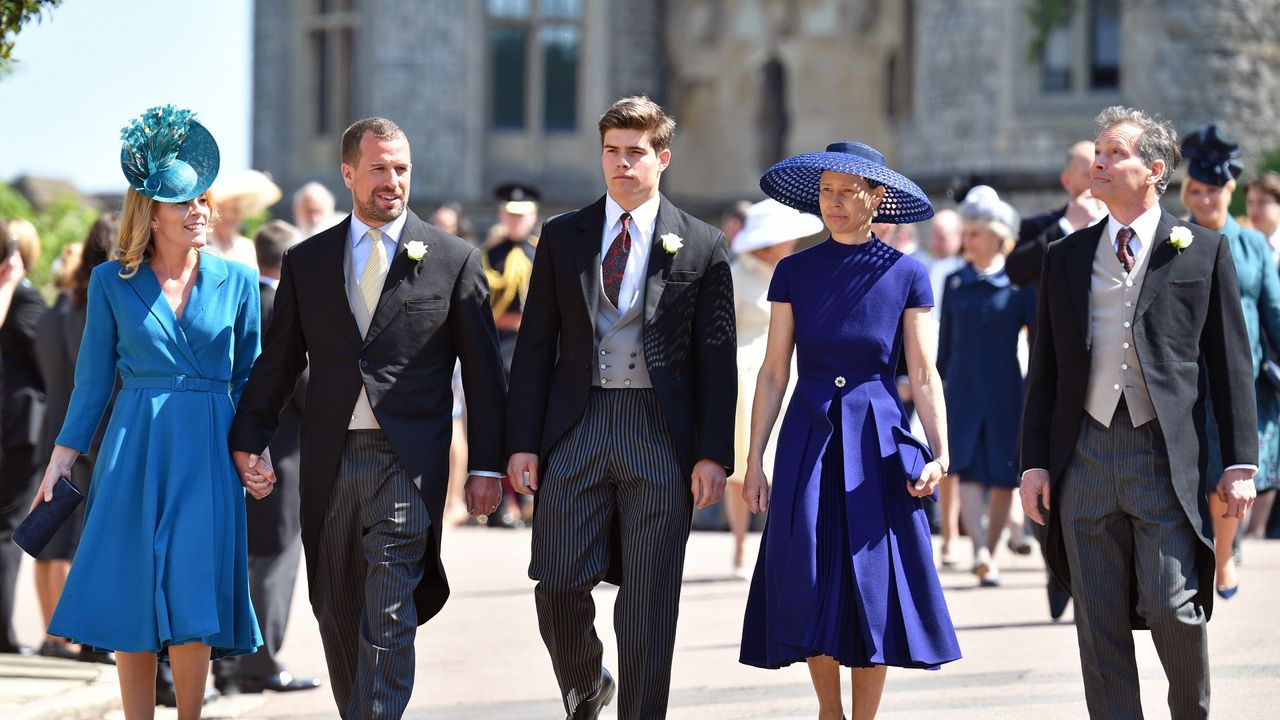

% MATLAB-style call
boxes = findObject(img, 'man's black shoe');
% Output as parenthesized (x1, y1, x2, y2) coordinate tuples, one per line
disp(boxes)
(157, 685, 220, 708)
(241, 671, 323, 693)
(569, 667, 615, 719)
(76, 646, 116, 665)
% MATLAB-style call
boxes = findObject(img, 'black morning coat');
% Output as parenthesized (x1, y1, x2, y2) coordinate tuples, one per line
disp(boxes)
(230, 211, 507, 623)
(1020, 210, 1258, 624)
(505, 194, 737, 581)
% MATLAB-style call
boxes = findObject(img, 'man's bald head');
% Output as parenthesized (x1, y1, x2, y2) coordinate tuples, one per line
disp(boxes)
(1061, 140, 1095, 198)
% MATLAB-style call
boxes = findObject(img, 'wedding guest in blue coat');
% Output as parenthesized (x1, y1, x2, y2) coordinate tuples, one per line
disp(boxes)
(938, 186, 1036, 588)
(1180, 125, 1280, 598)
(30, 106, 263, 718)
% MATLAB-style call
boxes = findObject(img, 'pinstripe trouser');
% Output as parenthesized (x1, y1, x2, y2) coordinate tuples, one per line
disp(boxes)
(531, 389, 691, 719)
(1060, 401, 1209, 720)
(314, 431, 428, 720)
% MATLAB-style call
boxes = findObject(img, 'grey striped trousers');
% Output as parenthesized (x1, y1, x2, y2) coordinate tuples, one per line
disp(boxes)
(531, 389, 691, 719)
(1060, 401, 1209, 720)
(314, 431, 428, 720)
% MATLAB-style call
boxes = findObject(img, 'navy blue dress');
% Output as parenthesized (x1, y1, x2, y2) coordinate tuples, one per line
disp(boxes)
(937, 264, 1036, 488)
(740, 237, 961, 670)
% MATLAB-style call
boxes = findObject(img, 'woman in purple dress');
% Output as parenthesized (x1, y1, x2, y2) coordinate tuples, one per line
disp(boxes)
(740, 142, 961, 720)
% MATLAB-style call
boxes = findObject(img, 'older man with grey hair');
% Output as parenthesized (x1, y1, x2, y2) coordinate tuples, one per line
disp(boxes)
(292, 181, 342, 237)
(1020, 106, 1257, 719)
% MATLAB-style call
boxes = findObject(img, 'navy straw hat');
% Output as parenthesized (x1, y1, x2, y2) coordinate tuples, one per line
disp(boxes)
(119, 105, 220, 203)
(1180, 124, 1242, 187)
(760, 141, 934, 224)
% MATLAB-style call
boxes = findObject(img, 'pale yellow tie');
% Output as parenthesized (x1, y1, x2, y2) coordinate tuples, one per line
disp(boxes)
(360, 229, 388, 313)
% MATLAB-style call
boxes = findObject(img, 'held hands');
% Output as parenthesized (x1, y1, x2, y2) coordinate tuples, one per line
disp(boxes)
(464, 475, 504, 518)
(743, 463, 770, 514)
(1216, 468, 1257, 519)
(30, 445, 80, 513)
(1019, 468, 1052, 525)
(906, 460, 946, 498)
(507, 452, 539, 495)
(691, 459, 726, 509)
(232, 450, 276, 500)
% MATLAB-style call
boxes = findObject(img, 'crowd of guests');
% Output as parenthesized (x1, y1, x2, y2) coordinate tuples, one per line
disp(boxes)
(1, 97, 1279, 720)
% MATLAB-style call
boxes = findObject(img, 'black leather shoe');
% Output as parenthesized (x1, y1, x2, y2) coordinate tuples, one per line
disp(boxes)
(569, 667, 615, 720)
(241, 671, 322, 693)
(486, 508, 526, 529)
(77, 647, 116, 665)
(1048, 578, 1071, 621)
(38, 641, 80, 660)
(156, 685, 220, 708)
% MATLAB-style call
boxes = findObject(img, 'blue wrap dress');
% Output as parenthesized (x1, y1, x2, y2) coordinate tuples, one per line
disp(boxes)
(740, 237, 960, 670)
(49, 253, 262, 659)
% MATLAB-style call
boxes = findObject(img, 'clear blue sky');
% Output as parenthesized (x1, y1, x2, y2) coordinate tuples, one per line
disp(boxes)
(0, 0, 252, 193)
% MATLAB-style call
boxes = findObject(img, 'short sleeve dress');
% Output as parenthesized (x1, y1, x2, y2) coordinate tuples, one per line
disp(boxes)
(740, 236, 961, 670)
(48, 254, 262, 659)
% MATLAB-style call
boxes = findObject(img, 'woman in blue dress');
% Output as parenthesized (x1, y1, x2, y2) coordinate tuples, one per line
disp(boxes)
(938, 186, 1037, 588)
(30, 106, 263, 718)
(740, 142, 961, 720)
(1180, 125, 1280, 598)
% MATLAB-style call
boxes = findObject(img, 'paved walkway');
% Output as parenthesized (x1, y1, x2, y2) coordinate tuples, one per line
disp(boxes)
(7, 529, 1280, 718)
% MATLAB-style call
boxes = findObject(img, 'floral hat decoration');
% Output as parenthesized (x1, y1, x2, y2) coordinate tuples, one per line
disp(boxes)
(759, 141, 934, 224)
(1179, 124, 1242, 188)
(119, 105, 220, 203)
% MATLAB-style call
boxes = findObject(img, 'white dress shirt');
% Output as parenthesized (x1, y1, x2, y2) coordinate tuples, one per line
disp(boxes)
(1104, 202, 1162, 269)
(602, 194, 661, 315)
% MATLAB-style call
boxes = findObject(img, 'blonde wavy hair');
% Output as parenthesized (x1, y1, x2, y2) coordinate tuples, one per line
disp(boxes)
(115, 188, 217, 278)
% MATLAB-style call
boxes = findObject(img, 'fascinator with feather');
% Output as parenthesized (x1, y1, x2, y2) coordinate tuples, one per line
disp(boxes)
(119, 105, 220, 203)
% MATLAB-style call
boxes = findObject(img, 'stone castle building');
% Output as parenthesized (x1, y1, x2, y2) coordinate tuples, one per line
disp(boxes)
(252, 0, 1280, 219)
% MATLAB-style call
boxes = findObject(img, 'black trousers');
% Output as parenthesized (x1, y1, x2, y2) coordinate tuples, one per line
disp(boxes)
(0, 445, 39, 651)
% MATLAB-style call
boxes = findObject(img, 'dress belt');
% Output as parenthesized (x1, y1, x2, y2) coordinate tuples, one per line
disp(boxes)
(798, 371, 883, 389)
(121, 375, 230, 393)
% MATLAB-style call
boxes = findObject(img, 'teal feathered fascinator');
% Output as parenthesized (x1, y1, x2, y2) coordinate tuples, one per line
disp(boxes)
(118, 105, 220, 203)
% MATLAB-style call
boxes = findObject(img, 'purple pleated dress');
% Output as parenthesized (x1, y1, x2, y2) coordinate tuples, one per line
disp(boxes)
(740, 237, 961, 670)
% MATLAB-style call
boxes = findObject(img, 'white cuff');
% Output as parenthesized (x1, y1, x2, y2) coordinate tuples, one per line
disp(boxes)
(1223, 464, 1258, 477)
(468, 470, 504, 478)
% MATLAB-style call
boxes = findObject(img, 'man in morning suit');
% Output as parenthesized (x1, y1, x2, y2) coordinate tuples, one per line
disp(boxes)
(1020, 106, 1258, 720)
(229, 118, 507, 719)
(214, 221, 320, 695)
(506, 96, 736, 720)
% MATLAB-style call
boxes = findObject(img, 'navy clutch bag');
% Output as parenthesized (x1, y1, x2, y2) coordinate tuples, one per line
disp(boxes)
(891, 426, 938, 501)
(13, 476, 84, 557)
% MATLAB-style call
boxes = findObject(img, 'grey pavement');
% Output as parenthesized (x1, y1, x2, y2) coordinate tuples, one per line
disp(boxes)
(7, 528, 1280, 718)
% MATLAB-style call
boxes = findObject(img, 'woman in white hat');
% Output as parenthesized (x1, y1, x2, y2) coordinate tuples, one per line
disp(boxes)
(208, 169, 282, 272)
(727, 199, 823, 576)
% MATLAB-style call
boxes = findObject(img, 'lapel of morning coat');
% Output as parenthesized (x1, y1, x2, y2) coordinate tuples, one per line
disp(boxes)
(1065, 220, 1105, 348)
(1133, 210, 1181, 322)
(643, 194, 682, 325)
(573, 196, 608, 323)
(315, 217, 365, 353)
(364, 210, 429, 348)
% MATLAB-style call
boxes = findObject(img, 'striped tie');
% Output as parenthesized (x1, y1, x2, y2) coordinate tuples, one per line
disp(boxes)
(360, 229, 388, 313)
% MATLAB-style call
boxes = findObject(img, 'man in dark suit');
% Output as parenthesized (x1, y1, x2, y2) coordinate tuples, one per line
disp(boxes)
(229, 118, 507, 719)
(213, 221, 320, 696)
(506, 96, 736, 720)
(1006, 140, 1106, 291)
(0, 228, 45, 656)
(1020, 106, 1258, 720)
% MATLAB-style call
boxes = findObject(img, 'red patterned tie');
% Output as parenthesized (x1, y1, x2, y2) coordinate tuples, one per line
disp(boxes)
(602, 212, 632, 308)
(1116, 226, 1135, 273)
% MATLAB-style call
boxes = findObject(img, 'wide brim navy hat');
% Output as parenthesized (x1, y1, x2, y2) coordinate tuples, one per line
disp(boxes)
(1180, 124, 1242, 187)
(760, 141, 934, 224)
(119, 105, 220, 203)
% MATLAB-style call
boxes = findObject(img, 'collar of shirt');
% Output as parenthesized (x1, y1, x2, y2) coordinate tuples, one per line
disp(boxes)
(1105, 203, 1163, 264)
(349, 211, 409, 277)
(603, 193, 661, 254)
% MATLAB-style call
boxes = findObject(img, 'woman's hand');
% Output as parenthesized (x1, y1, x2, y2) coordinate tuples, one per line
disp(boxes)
(906, 460, 945, 498)
(743, 463, 771, 514)
(232, 450, 276, 500)
(30, 445, 80, 512)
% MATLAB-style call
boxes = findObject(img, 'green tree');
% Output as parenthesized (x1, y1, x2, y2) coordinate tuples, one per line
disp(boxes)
(0, 0, 61, 73)
(1, 181, 97, 299)
(1230, 150, 1280, 218)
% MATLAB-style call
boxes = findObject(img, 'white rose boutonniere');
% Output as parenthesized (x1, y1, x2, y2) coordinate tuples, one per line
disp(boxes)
(660, 233, 684, 255)
(405, 240, 428, 261)
(1168, 226, 1194, 252)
